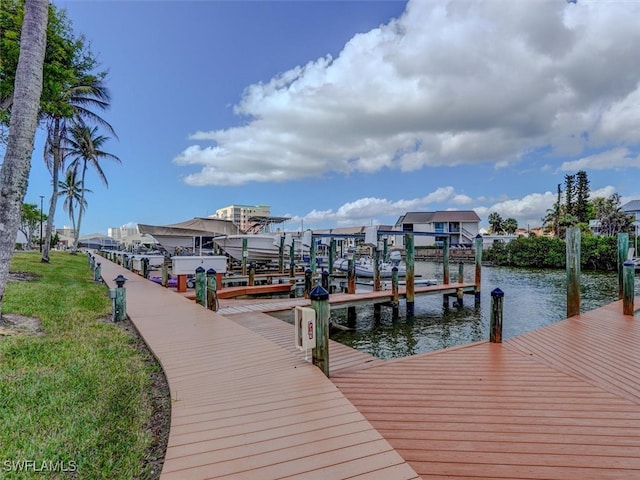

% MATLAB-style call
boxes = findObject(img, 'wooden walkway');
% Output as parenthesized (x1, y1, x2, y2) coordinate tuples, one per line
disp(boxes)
(331, 300, 640, 479)
(99, 254, 640, 479)
(99, 258, 419, 479)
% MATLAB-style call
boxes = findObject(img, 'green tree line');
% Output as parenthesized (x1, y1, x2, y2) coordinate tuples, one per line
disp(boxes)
(484, 234, 624, 271)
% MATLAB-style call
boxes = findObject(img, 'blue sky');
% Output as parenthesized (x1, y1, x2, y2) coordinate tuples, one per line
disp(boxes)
(23, 0, 640, 235)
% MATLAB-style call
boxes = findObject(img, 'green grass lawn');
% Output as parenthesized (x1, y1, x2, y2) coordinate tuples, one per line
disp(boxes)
(0, 251, 160, 479)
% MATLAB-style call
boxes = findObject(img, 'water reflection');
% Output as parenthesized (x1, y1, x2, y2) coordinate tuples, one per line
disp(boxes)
(270, 262, 639, 360)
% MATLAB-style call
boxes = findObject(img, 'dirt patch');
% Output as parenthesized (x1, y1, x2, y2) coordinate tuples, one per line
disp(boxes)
(0, 313, 42, 338)
(109, 317, 170, 480)
(8, 271, 41, 282)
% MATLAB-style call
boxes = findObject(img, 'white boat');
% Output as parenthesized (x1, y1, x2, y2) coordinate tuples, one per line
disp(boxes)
(334, 253, 407, 278)
(212, 234, 281, 262)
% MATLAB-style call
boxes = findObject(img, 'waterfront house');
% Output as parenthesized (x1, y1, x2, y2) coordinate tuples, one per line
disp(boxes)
(393, 210, 481, 247)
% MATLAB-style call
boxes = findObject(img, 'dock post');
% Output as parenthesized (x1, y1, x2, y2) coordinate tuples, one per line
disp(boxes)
(623, 260, 635, 316)
(195, 266, 206, 307)
(329, 238, 336, 275)
(278, 236, 285, 274)
(391, 266, 399, 319)
(289, 243, 295, 278)
(474, 234, 483, 304)
(458, 261, 464, 284)
(321, 269, 330, 292)
(161, 260, 169, 287)
(310, 285, 330, 377)
(456, 287, 464, 308)
(443, 236, 450, 285)
(248, 263, 255, 286)
(142, 257, 149, 279)
(304, 268, 312, 299)
(310, 236, 317, 274)
(94, 262, 102, 282)
(112, 275, 127, 322)
(206, 268, 218, 311)
(566, 227, 581, 318)
(373, 246, 381, 292)
(347, 253, 356, 294)
(241, 237, 248, 276)
(123, 254, 129, 270)
(490, 288, 504, 343)
(404, 233, 415, 317)
(618, 233, 629, 300)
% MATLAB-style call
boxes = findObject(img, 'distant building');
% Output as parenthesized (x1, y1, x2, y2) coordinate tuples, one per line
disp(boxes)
(622, 199, 640, 223)
(393, 211, 481, 247)
(212, 204, 272, 233)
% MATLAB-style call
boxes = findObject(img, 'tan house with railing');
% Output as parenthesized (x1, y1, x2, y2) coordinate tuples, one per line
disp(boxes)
(393, 210, 481, 247)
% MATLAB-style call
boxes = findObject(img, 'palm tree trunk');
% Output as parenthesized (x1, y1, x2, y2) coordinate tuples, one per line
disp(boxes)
(0, 0, 48, 316)
(72, 161, 89, 252)
(41, 118, 62, 263)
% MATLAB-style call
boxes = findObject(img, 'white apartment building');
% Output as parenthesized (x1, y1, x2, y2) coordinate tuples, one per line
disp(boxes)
(213, 204, 271, 233)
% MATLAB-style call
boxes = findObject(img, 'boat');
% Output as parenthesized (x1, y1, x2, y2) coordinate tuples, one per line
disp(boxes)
(212, 234, 282, 262)
(213, 233, 311, 263)
(334, 251, 407, 278)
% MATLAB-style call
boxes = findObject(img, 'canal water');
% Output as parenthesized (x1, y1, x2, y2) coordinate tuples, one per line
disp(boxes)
(270, 262, 640, 360)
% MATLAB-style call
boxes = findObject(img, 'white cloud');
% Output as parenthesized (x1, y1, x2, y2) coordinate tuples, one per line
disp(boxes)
(174, 0, 640, 186)
(561, 148, 640, 171)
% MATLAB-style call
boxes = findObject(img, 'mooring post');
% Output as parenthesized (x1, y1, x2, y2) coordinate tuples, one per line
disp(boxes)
(404, 233, 415, 317)
(241, 237, 248, 275)
(474, 234, 483, 304)
(304, 268, 312, 299)
(310, 284, 330, 377)
(123, 254, 129, 270)
(278, 235, 285, 274)
(142, 257, 149, 279)
(373, 246, 381, 292)
(566, 227, 581, 318)
(391, 266, 399, 319)
(161, 260, 169, 287)
(289, 242, 295, 278)
(321, 269, 330, 292)
(310, 236, 317, 274)
(623, 260, 635, 316)
(490, 287, 504, 343)
(329, 238, 336, 275)
(248, 262, 255, 286)
(206, 268, 218, 311)
(195, 266, 206, 307)
(347, 251, 356, 294)
(443, 236, 450, 285)
(113, 275, 127, 322)
(618, 232, 629, 300)
(458, 261, 464, 283)
(456, 287, 464, 308)
(94, 262, 101, 282)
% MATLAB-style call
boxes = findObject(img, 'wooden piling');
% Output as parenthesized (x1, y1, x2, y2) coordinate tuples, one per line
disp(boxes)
(310, 237, 317, 274)
(443, 236, 450, 285)
(623, 260, 635, 316)
(304, 268, 312, 299)
(278, 236, 285, 274)
(241, 237, 248, 275)
(206, 268, 218, 311)
(391, 266, 399, 318)
(474, 234, 482, 303)
(490, 287, 504, 343)
(195, 266, 206, 307)
(289, 243, 295, 278)
(566, 227, 581, 318)
(329, 239, 336, 275)
(248, 263, 255, 286)
(405, 233, 415, 317)
(310, 285, 330, 377)
(618, 233, 629, 300)
(373, 247, 381, 292)
(458, 261, 464, 283)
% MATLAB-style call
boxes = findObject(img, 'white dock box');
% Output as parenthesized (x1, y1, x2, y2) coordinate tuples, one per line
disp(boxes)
(294, 306, 317, 351)
(171, 256, 228, 275)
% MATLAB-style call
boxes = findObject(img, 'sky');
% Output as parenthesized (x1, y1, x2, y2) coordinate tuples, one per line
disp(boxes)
(21, 0, 640, 235)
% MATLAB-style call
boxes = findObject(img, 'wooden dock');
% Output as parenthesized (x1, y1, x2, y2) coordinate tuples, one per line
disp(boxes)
(98, 254, 640, 479)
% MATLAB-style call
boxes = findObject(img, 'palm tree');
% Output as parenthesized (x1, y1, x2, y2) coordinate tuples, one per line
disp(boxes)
(65, 121, 120, 251)
(58, 167, 90, 242)
(41, 75, 115, 262)
(0, 0, 48, 316)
